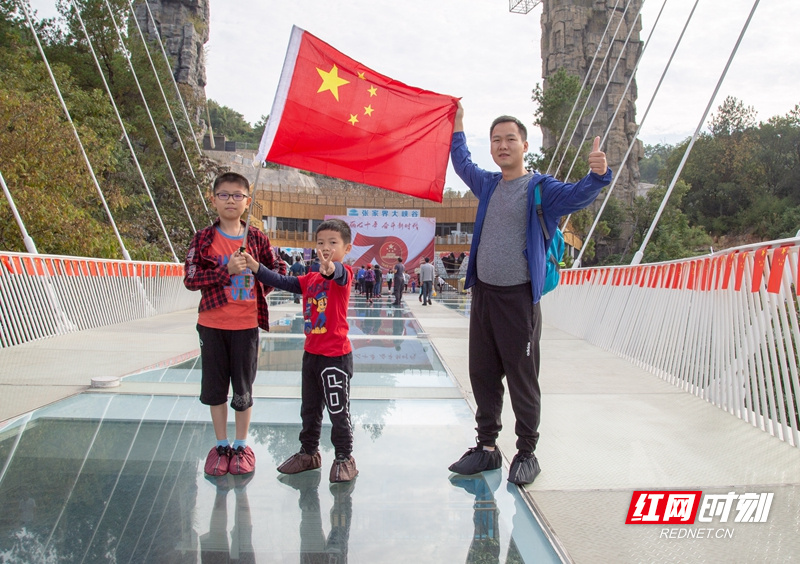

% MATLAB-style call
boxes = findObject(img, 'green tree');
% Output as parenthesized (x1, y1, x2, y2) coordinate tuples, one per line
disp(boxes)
(527, 67, 590, 182)
(625, 181, 711, 263)
(639, 142, 675, 184)
(708, 95, 757, 137)
(207, 99, 263, 144)
(0, 0, 211, 260)
(664, 97, 800, 241)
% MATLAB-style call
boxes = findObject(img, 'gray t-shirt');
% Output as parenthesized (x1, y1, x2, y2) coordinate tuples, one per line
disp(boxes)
(476, 172, 532, 286)
(420, 262, 435, 282)
(394, 262, 405, 281)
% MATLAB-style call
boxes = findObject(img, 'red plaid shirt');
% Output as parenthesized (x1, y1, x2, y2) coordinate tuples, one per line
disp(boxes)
(184, 219, 286, 330)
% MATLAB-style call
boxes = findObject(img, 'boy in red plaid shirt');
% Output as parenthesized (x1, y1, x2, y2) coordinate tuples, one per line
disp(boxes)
(184, 172, 284, 477)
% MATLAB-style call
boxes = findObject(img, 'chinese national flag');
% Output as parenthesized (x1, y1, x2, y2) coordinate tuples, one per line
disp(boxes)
(255, 26, 458, 202)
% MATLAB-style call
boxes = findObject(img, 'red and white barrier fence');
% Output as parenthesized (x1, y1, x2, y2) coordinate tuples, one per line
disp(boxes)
(0, 252, 198, 348)
(542, 238, 800, 448)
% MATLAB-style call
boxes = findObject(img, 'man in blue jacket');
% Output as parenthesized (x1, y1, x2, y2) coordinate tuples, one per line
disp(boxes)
(448, 101, 612, 485)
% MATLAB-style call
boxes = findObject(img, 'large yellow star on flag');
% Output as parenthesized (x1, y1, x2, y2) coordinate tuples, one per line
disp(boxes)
(316, 64, 350, 101)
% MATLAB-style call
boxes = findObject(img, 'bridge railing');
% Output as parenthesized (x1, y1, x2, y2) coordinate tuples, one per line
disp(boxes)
(542, 238, 800, 448)
(0, 252, 198, 348)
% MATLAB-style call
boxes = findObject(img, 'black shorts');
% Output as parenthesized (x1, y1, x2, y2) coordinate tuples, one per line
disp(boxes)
(197, 324, 259, 411)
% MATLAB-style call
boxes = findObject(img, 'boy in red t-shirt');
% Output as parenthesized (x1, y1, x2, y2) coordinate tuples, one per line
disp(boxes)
(184, 172, 283, 477)
(244, 219, 358, 482)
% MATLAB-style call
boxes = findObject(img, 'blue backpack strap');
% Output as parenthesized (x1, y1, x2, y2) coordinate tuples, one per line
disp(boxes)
(533, 182, 550, 240)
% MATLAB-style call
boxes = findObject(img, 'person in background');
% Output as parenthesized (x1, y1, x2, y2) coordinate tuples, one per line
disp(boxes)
(393, 258, 405, 307)
(374, 265, 383, 296)
(289, 256, 306, 304)
(356, 265, 366, 295)
(364, 264, 376, 304)
(420, 257, 435, 306)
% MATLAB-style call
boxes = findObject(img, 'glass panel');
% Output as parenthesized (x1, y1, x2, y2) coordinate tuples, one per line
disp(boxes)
(0, 395, 559, 563)
(434, 295, 472, 318)
(126, 338, 452, 388)
(270, 315, 423, 336)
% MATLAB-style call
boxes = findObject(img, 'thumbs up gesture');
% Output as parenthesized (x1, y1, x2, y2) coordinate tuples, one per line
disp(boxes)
(588, 136, 608, 176)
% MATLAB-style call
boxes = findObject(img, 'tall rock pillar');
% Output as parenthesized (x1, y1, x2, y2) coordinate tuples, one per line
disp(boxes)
(134, 0, 209, 125)
(540, 0, 644, 204)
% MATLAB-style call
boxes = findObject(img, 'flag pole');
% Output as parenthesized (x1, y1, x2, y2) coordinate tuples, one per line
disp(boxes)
(239, 161, 264, 253)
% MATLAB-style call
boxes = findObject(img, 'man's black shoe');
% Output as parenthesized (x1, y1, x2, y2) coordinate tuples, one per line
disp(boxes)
(448, 446, 502, 475)
(507, 451, 540, 485)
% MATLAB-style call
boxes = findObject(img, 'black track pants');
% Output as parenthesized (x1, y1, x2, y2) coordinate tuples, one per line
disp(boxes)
(468, 280, 542, 452)
(299, 351, 354, 457)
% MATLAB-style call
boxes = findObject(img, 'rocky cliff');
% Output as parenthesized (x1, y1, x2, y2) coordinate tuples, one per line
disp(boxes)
(134, 0, 209, 123)
(541, 0, 643, 204)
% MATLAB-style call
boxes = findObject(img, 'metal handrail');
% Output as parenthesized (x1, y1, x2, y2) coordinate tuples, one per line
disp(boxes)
(0, 252, 198, 348)
(544, 239, 800, 448)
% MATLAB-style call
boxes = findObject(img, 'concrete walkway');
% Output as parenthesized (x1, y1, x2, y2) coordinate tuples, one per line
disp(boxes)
(2, 293, 799, 562)
(0, 309, 199, 424)
(406, 294, 800, 564)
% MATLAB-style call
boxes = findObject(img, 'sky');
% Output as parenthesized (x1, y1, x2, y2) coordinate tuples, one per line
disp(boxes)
(29, 0, 800, 193)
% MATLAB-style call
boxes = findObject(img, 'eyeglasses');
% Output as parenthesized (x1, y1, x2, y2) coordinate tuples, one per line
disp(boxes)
(215, 192, 247, 201)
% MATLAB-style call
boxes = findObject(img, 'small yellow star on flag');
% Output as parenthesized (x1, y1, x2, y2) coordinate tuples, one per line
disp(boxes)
(368, 85, 377, 97)
(317, 64, 349, 101)
(348, 114, 359, 125)
(364, 105, 374, 116)
(358, 72, 366, 80)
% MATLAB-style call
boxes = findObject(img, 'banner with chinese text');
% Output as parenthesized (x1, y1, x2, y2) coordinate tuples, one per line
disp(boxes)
(325, 215, 435, 271)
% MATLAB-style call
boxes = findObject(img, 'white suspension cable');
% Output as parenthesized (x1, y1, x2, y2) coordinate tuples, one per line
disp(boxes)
(562, 1, 647, 183)
(71, 1, 179, 263)
(545, 0, 622, 176)
(126, 0, 210, 220)
(2, 166, 79, 332)
(562, 0, 669, 233)
(1, 169, 38, 254)
(631, 0, 762, 265)
(102, 0, 197, 234)
(574, 0, 699, 268)
(139, 0, 203, 157)
(600, 0, 667, 150)
(553, 0, 635, 180)
(19, 1, 131, 261)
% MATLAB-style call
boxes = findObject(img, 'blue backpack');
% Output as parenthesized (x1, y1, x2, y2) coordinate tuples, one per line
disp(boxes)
(533, 182, 565, 295)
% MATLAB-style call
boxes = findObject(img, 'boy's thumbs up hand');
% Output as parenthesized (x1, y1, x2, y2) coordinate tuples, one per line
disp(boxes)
(588, 136, 608, 176)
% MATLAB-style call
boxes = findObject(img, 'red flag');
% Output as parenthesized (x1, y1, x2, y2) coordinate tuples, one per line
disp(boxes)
(734, 252, 747, 291)
(256, 26, 458, 202)
(722, 253, 735, 289)
(672, 263, 683, 289)
(767, 246, 791, 294)
(687, 261, 696, 290)
(665, 264, 674, 288)
(649, 266, 660, 288)
(713, 256, 723, 290)
(752, 247, 768, 292)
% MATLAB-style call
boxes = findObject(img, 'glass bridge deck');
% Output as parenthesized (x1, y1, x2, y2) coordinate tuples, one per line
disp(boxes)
(0, 294, 560, 563)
